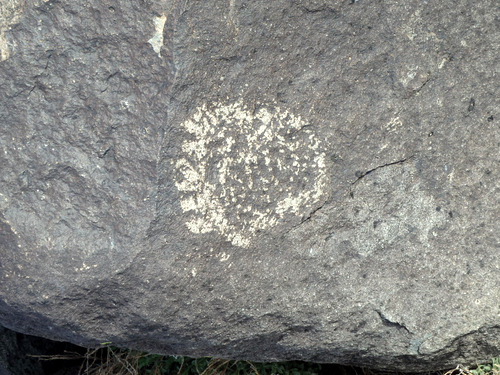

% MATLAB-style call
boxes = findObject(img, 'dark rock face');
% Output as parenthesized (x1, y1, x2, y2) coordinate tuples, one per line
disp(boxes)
(1, 0, 499, 371)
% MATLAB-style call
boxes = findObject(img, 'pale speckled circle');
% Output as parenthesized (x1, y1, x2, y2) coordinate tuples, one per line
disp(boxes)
(172, 100, 328, 247)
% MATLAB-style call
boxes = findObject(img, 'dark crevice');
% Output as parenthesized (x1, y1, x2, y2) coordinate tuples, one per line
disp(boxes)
(27, 85, 36, 97)
(43, 53, 52, 71)
(283, 201, 327, 235)
(288, 123, 313, 137)
(375, 310, 411, 334)
(467, 97, 475, 112)
(403, 53, 453, 100)
(351, 155, 414, 186)
(212, 55, 240, 62)
(98, 147, 113, 159)
(300, 202, 325, 225)
(106, 71, 120, 81)
(405, 76, 432, 98)
(299, 5, 337, 14)
(27, 53, 53, 97)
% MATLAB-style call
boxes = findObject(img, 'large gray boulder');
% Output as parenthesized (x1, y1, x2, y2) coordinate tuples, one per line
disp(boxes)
(1, 0, 499, 371)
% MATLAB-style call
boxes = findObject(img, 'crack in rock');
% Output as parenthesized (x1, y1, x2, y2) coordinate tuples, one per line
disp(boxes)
(351, 155, 415, 187)
(337, 157, 445, 257)
(375, 310, 411, 335)
(284, 200, 327, 235)
(406, 76, 432, 98)
(402, 53, 454, 99)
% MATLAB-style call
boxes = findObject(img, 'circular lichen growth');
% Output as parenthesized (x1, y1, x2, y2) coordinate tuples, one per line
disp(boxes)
(173, 100, 328, 247)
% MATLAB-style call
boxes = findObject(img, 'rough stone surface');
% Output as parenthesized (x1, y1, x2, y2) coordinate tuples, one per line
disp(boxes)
(1, 0, 500, 372)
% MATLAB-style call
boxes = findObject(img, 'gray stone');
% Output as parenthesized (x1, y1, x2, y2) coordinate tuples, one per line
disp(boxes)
(1, 0, 499, 372)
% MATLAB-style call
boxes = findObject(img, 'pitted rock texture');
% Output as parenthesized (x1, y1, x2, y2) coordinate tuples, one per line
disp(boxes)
(1, 0, 500, 372)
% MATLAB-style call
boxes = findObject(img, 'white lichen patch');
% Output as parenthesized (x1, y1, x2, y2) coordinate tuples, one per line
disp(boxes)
(173, 100, 328, 247)
(386, 115, 403, 133)
(148, 13, 166, 58)
(0, 31, 9, 61)
(0, 0, 24, 61)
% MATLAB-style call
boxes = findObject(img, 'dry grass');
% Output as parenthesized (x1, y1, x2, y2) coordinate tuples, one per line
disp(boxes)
(31, 346, 286, 375)
(29, 346, 500, 375)
(443, 359, 500, 375)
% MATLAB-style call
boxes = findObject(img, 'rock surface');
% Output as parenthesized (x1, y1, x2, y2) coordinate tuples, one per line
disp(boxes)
(1, 0, 500, 371)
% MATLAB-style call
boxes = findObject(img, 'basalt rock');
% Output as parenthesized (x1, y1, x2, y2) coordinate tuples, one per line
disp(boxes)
(1, 0, 500, 372)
